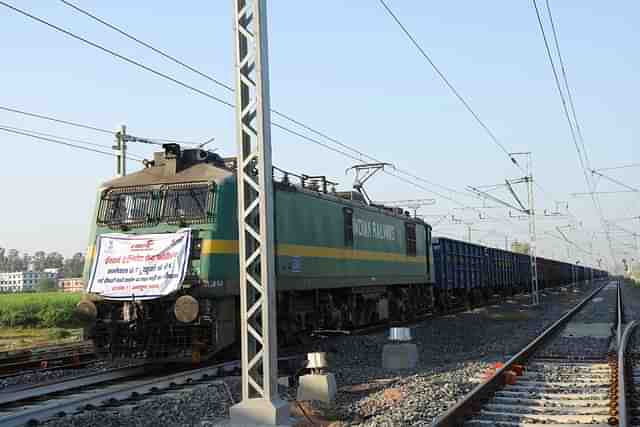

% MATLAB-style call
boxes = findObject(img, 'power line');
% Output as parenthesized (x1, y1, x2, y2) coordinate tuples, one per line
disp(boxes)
(531, 0, 614, 264)
(0, 105, 200, 145)
(58, 0, 376, 163)
(60, 0, 505, 204)
(0, 2, 235, 107)
(0, 123, 145, 159)
(0, 126, 142, 161)
(3, 2, 488, 207)
(596, 163, 640, 172)
(3, 2, 534, 239)
(0, 105, 112, 134)
(376, 0, 590, 234)
(542, 0, 615, 248)
(377, 0, 515, 162)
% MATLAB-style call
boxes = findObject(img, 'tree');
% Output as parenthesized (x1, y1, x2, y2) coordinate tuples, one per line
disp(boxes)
(32, 251, 46, 272)
(7, 249, 23, 272)
(63, 252, 85, 277)
(36, 278, 58, 292)
(511, 241, 531, 255)
(44, 252, 64, 269)
(22, 252, 31, 271)
(0, 247, 5, 271)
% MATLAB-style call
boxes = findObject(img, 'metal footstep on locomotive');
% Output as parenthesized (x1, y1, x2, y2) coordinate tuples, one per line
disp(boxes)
(433, 280, 625, 427)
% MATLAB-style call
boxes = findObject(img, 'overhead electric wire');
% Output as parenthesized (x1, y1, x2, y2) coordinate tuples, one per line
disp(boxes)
(0, 126, 143, 162)
(0, 4, 605, 263)
(56, 0, 571, 236)
(0, 123, 145, 159)
(596, 163, 640, 172)
(3, 2, 498, 209)
(2, 1, 536, 240)
(57, 0, 377, 163)
(0, 105, 112, 134)
(376, 0, 591, 239)
(377, 0, 515, 162)
(0, 105, 200, 145)
(591, 170, 639, 193)
(57, 0, 485, 203)
(531, 0, 615, 265)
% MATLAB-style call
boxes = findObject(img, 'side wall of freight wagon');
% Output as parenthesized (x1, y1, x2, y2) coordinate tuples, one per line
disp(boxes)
(432, 238, 484, 292)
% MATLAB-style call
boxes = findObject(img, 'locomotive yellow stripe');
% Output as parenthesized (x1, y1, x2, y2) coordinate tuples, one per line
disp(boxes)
(202, 240, 426, 264)
(201, 239, 239, 254)
(87, 240, 426, 264)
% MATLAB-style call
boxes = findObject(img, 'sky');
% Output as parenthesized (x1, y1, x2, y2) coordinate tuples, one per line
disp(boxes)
(0, 2, 638, 271)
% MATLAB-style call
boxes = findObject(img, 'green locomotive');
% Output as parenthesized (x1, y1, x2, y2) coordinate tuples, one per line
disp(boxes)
(81, 144, 434, 359)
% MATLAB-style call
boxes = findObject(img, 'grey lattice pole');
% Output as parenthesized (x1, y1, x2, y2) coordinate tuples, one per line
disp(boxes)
(229, 0, 289, 424)
(524, 153, 540, 306)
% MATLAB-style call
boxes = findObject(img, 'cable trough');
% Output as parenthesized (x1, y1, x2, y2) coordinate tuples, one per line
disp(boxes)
(433, 280, 622, 426)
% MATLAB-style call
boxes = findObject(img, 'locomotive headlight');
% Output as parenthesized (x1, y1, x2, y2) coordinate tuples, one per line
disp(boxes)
(174, 295, 200, 323)
(75, 300, 97, 323)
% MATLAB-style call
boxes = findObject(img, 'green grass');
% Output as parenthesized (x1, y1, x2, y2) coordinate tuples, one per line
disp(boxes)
(0, 292, 83, 329)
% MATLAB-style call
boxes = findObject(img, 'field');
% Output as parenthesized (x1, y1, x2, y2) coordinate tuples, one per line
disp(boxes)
(0, 292, 84, 350)
(0, 292, 82, 329)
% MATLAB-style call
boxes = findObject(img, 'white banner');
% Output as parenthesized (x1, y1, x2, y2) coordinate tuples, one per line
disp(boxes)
(87, 229, 192, 300)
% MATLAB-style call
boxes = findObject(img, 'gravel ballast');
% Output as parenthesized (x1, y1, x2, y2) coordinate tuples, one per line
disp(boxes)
(0, 359, 137, 391)
(34, 279, 615, 427)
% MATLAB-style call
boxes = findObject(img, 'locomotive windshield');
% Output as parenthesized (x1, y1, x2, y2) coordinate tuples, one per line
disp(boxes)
(97, 182, 215, 228)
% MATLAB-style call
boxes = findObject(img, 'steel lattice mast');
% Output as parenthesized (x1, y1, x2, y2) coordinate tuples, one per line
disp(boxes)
(229, 0, 288, 424)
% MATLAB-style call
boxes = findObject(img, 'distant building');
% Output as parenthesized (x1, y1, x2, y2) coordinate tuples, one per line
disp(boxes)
(58, 277, 85, 293)
(0, 270, 58, 293)
(44, 268, 62, 279)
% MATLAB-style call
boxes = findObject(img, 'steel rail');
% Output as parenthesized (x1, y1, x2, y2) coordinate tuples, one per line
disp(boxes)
(618, 319, 639, 427)
(0, 354, 303, 427)
(617, 279, 624, 346)
(431, 279, 609, 427)
(0, 364, 149, 406)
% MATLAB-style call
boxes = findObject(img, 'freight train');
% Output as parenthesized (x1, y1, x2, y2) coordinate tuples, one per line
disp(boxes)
(78, 144, 607, 360)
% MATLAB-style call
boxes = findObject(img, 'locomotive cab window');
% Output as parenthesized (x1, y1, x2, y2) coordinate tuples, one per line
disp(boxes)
(162, 183, 215, 225)
(97, 182, 215, 229)
(405, 222, 417, 257)
(343, 207, 354, 247)
(97, 187, 159, 227)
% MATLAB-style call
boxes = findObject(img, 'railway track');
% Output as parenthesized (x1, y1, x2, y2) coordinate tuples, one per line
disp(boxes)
(618, 318, 640, 426)
(0, 354, 303, 427)
(433, 280, 622, 427)
(0, 341, 96, 378)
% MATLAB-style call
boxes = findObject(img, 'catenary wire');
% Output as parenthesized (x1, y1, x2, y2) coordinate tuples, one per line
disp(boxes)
(2, 2, 490, 207)
(0, 105, 112, 134)
(2, 1, 565, 248)
(0, 126, 143, 162)
(531, 0, 614, 263)
(539, 0, 616, 253)
(0, 123, 145, 159)
(377, 0, 515, 162)
(377, 0, 596, 252)
(0, 105, 200, 146)
(58, 0, 482, 201)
